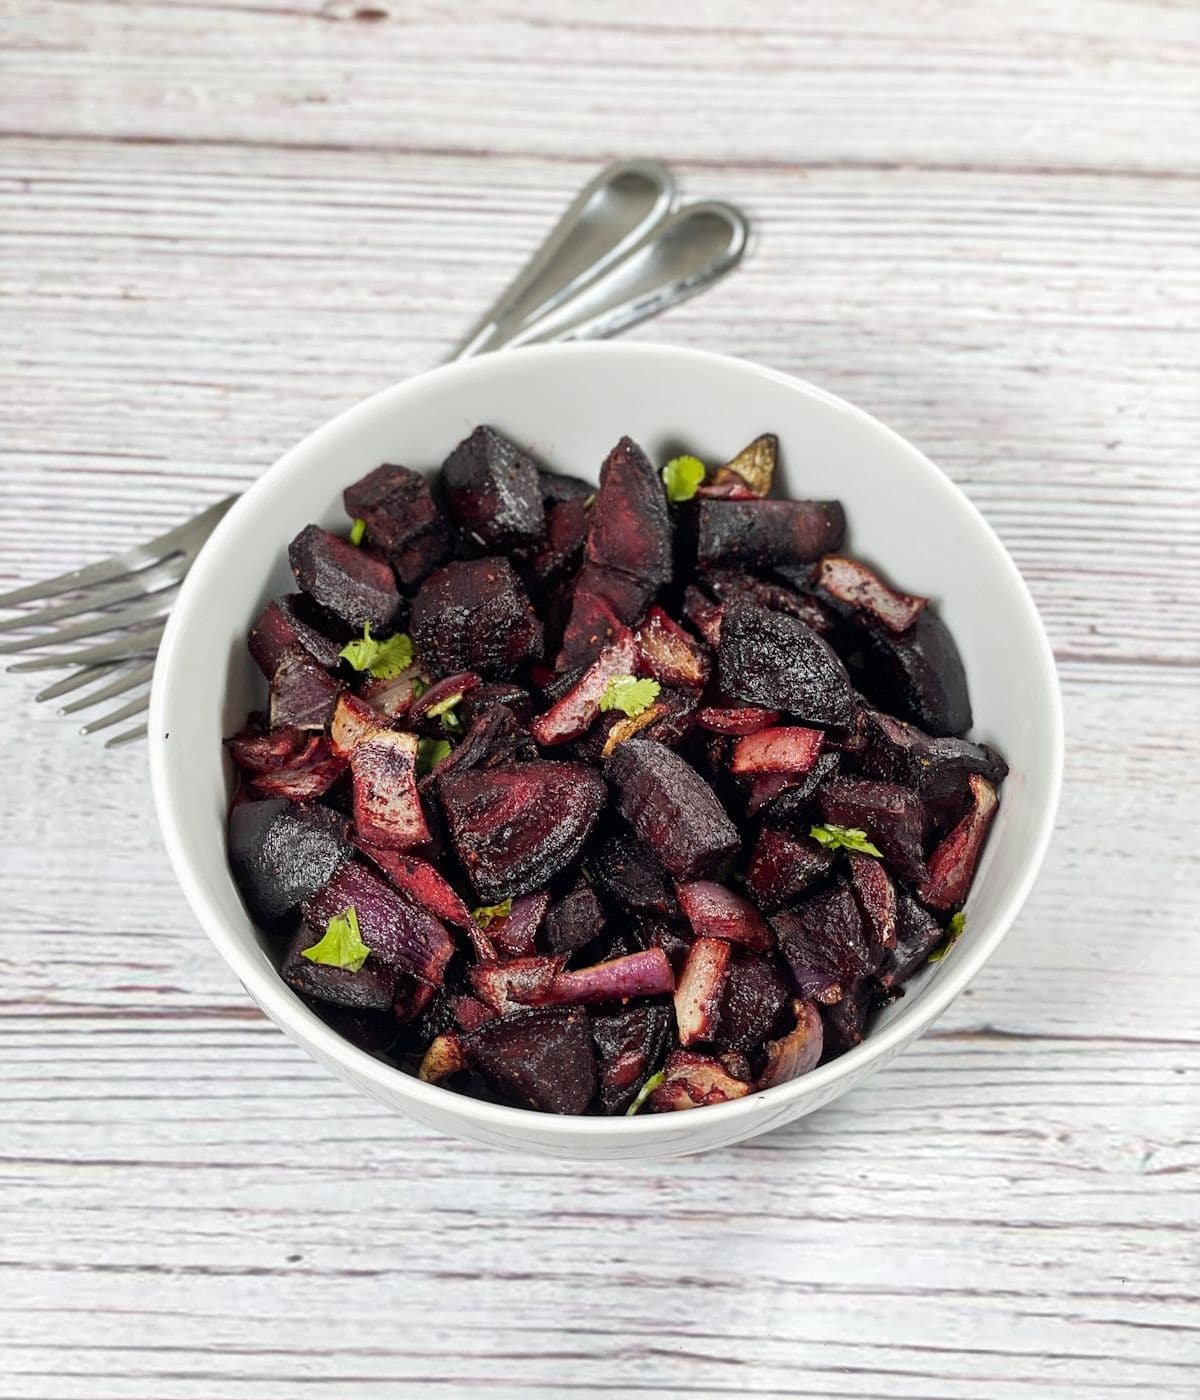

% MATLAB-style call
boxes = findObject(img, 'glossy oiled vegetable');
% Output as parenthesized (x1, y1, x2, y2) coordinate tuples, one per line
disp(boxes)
(224, 424, 1005, 1115)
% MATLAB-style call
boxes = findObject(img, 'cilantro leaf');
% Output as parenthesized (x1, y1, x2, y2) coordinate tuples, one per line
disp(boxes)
(348, 517, 366, 546)
(339, 623, 414, 680)
(661, 454, 706, 503)
(599, 674, 661, 717)
(809, 824, 884, 858)
(416, 736, 452, 777)
(471, 898, 512, 930)
(301, 906, 371, 972)
(928, 911, 966, 962)
(625, 1070, 666, 1116)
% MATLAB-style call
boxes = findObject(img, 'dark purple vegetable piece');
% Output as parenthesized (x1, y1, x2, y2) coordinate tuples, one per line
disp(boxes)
(269, 647, 340, 731)
(674, 936, 733, 1046)
(772, 879, 880, 1005)
(702, 567, 834, 636)
(409, 557, 542, 679)
(862, 710, 1007, 806)
(845, 851, 898, 948)
(759, 1000, 825, 1086)
(249, 737, 347, 802)
(633, 914, 693, 971)
(350, 730, 431, 850)
(715, 955, 791, 1052)
(753, 751, 842, 825)
(648, 1049, 750, 1111)
(681, 584, 723, 649)
(527, 497, 589, 586)
(696, 498, 845, 570)
(591, 832, 679, 915)
(819, 776, 928, 885)
(592, 1003, 672, 1115)
(458, 682, 534, 728)
(307, 1001, 399, 1055)
(635, 606, 710, 689)
(637, 686, 700, 750)
(440, 425, 546, 552)
(529, 628, 637, 746)
(556, 563, 654, 671)
(464, 1006, 597, 1114)
(226, 725, 305, 776)
(878, 893, 946, 989)
(537, 467, 593, 503)
(229, 799, 353, 930)
(918, 774, 999, 910)
(281, 925, 398, 1010)
(342, 462, 450, 588)
(390, 527, 454, 592)
(489, 890, 551, 959)
(249, 594, 344, 676)
(356, 843, 474, 929)
(744, 826, 834, 912)
(605, 738, 739, 882)
(545, 948, 674, 1006)
(730, 726, 824, 776)
(695, 706, 780, 736)
(675, 881, 772, 952)
(821, 978, 874, 1058)
(813, 555, 925, 635)
(288, 525, 401, 632)
(452, 994, 497, 1033)
(718, 601, 855, 726)
(434, 703, 535, 782)
(544, 882, 606, 955)
(844, 608, 972, 737)
(469, 955, 565, 1014)
(585, 435, 672, 597)
(304, 860, 455, 986)
(439, 760, 606, 901)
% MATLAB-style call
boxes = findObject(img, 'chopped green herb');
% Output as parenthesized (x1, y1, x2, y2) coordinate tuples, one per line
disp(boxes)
(339, 622, 414, 680)
(625, 1070, 666, 1116)
(599, 674, 661, 717)
(348, 517, 367, 547)
(929, 911, 966, 962)
(301, 906, 371, 972)
(472, 898, 513, 930)
(809, 823, 884, 857)
(661, 454, 706, 503)
(582, 492, 596, 508)
(416, 737, 452, 776)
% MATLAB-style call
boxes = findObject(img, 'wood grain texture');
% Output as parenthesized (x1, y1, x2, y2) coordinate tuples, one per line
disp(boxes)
(1, 2, 1198, 1397)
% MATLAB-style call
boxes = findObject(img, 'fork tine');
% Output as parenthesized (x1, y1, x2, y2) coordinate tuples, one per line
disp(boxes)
(105, 723, 149, 749)
(35, 663, 122, 702)
(0, 495, 235, 609)
(59, 661, 156, 715)
(7, 622, 166, 672)
(0, 593, 174, 655)
(79, 690, 151, 736)
(0, 560, 185, 635)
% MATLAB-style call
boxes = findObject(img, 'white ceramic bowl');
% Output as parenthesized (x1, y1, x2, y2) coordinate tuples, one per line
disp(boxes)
(150, 343, 1062, 1159)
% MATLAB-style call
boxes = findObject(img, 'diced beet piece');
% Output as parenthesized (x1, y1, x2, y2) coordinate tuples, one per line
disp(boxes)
(418, 1031, 467, 1083)
(878, 893, 946, 989)
(269, 647, 340, 731)
(464, 1006, 597, 1114)
(681, 584, 723, 648)
(226, 726, 305, 776)
(342, 462, 450, 588)
(633, 914, 693, 972)
(394, 977, 437, 1026)
(249, 737, 346, 802)
(819, 777, 928, 885)
(490, 890, 551, 959)
(545, 948, 674, 1007)
(918, 774, 999, 910)
(674, 936, 732, 1046)
(355, 843, 473, 929)
(744, 826, 834, 912)
(845, 608, 972, 737)
(695, 706, 780, 736)
(544, 882, 606, 955)
(282, 924, 398, 1010)
(439, 761, 606, 901)
(407, 671, 482, 731)
(441, 425, 546, 551)
(649, 1049, 750, 1111)
(746, 772, 801, 816)
(389, 527, 453, 592)
(702, 568, 834, 636)
(592, 1003, 672, 1115)
(410, 557, 542, 678)
(538, 467, 593, 503)
(675, 881, 772, 952)
(862, 711, 1008, 807)
(591, 833, 679, 915)
(606, 739, 739, 882)
(434, 704, 535, 782)
(711, 433, 777, 497)
(772, 879, 879, 1004)
(813, 555, 926, 634)
(527, 497, 589, 586)
(714, 955, 791, 1052)
(639, 686, 700, 750)
(558, 568, 645, 665)
(329, 692, 384, 758)
(730, 725, 824, 776)
(635, 606, 710, 689)
(759, 1000, 824, 1086)
(755, 752, 842, 826)
(469, 955, 566, 1014)
(289, 525, 400, 632)
(229, 799, 352, 930)
(358, 665, 426, 719)
(585, 436, 672, 596)
(452, 994, 497, 1033)
(718, 601, 855, 726)
(249, 594, 344, 676)
(821, 979, 874, 1058)
(459, 682, 533, 728)
(696, 498, 845, 570)
(304, 860, 455, 986)
(529, 628, 637, 746)
(309, 1001, 399, 1054)
(845, 851, 898, 948)
(350, 730, 430, 850)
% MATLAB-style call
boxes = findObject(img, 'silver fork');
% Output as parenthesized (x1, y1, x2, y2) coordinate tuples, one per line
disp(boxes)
(0, 160, 748, 748)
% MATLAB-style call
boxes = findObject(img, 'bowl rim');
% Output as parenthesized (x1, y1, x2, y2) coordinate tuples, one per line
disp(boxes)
(149, 341, 1064, 1141)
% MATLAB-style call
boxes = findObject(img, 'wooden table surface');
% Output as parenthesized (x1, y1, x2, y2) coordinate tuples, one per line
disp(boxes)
(2, 3, 1198, 1396)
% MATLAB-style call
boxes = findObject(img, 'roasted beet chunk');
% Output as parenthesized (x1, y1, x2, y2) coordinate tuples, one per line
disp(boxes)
(702, 568, 834, 636)
(441, 425, 545, 552)
(464, 1006, 597, 1114)
(812, 555, 926, 635)
(918, 774, 999, 910)
(878, 893, 945, 989)
(538, 467, 593, 503)
(744, 826, 834, 912)
(844, 608, 972, 737)
(819, 777, 928, 885)
(585, 436, 672, 596)
(821, 979, 874, 1058)
(249, 594, 344, 676)
(281, 925, 398, 1011)
(718, 601, 855, 726)
(845, 851, 898, 948)
(772, 879, 879, 1005)
(605, 738, 740, 882)
(544, 882, 606, 955)
(696, 498, 845, 570)
(288, 525, 401, 632)
(350, 730, 431, 850)
(527, 497, 590, 587)
(269, 647, 340, 731)
(862, 710, 1007, 818)
(410, 557, 542, 678)
(715, 956, 791, 1053)
(440, 761, 606, 901)
(343, 463, 450, 589)
(591, 832, 679, 915)
(592, 1003, 671, 1115)
(229, 799, 352, 930)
